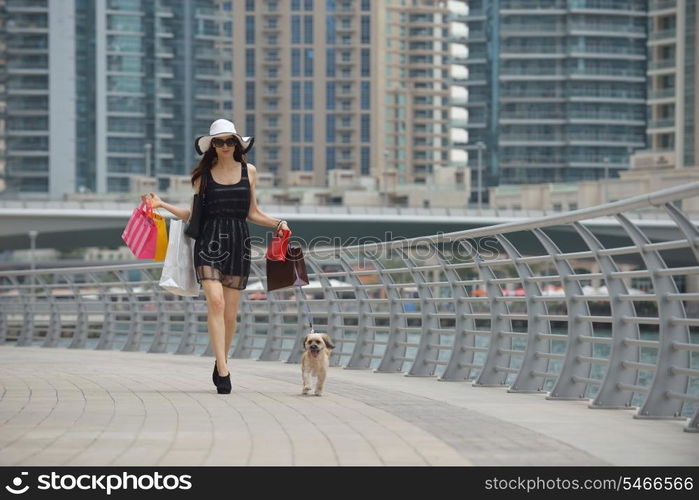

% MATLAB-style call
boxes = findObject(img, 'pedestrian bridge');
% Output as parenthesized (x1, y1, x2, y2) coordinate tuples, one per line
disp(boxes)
(1, 184, 698, 466)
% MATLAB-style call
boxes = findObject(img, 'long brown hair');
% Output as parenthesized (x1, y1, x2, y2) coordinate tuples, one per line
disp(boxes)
(190, 137, 249, 187)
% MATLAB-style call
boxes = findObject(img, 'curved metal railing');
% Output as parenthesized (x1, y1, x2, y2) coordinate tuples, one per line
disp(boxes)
(1, 183, 698, 433)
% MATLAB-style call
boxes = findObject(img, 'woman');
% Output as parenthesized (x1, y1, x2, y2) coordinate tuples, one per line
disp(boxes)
(142, 118, 291, 394)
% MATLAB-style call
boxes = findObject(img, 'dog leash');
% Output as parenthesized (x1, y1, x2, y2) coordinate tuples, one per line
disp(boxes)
(296, 283, 314, 334)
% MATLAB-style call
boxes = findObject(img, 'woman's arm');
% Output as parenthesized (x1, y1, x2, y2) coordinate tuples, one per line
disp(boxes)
(246, 164, 290, 234)
(142, 177, 199, 222)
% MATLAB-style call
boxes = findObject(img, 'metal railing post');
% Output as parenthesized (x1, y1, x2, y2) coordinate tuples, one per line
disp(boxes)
(16, 274, 35, 347)
(616, 214, 691, 420)
(370, 254, 409, 374)
(496, 234, 552, 393)
(40, 274, 63, 348)
(121, 271, 142, 352)
(533, 229, 595, 400)
(95, 275, 116, 351)
(339, 252, 375, 370)
(148, 271, 168, 353)
(174, 295, 198, 355)
(435, 242, 481, 381)
(573, 222, 641, 409)
(473, 253, 514, 387)
(398, 246, 440, 377)
(66, 273, 88, 349)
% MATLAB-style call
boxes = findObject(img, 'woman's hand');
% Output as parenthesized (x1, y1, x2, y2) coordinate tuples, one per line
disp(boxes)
(141, 192, 162, 209)
(276, 221, 291, 237)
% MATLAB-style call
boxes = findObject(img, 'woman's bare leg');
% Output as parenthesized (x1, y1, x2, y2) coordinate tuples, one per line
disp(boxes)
(222, 287, 242, 355)
(201, 280, 229, 377)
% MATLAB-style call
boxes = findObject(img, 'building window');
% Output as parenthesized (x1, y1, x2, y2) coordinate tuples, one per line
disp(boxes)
(361, 114, 370, 142)
(305, 0, 314, 10)
(361, 16, 370, 44)
(292, 48, 301, 76)
(304, 81, 314, 109)
(304, 146, 313, 171)
(291, 114, 301, 142)
(361, 49, 370, 77)
(361, 81, 370, 109)
(326, 147, 336, 170)
(292, 0, 301, 10)
(246, 48, 255, 77)
(292, 146, 301, 171)
(326, 82, 336, 109)
(304, 114, 313, 142)
(291, 16, 301, 43)
(246, 0, 255, 11)
(304, 15, 313, 43)
(246, 82, 255, 108)
(327, 0, 336, 11)
(326, 115, 335, 142)
(361, 0, 370, 10)
(304, 49, 314, 77)
(246, 16, 254, 44)
(292, 82, 301, 109)
(326, 16, 336, 44)
(327, 48, 336, 77)
(246, 114, 255, 136)
(361, 147, 370, 175)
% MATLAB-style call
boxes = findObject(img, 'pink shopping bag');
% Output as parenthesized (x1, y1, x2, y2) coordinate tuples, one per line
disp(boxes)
(122, 201, 157, 259)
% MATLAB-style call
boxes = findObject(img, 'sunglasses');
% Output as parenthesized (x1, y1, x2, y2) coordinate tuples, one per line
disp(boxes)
(211, 137, 240, 148)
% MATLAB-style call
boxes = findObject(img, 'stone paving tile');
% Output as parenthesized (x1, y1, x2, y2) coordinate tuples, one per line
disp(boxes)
(0, 346, 696, 466)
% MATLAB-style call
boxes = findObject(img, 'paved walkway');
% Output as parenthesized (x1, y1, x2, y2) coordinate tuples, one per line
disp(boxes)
(0, 346, 696, 466)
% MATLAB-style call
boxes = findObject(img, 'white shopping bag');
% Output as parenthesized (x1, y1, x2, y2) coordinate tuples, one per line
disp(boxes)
(158, 219, 200, 297)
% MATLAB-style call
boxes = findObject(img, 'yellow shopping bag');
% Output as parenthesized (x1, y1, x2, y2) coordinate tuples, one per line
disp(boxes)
(151, 211, 168, 262)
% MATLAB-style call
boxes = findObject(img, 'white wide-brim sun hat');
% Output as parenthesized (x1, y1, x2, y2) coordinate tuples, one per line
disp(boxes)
(194, 118, 254, 155)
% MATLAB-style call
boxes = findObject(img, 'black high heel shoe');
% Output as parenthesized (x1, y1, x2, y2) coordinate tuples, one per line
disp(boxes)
(212, 361, 219, 386)
(216, 371, 231, 394)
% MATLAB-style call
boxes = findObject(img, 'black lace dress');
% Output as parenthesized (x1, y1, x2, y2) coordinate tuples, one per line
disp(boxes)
(193, 163, 251, 290)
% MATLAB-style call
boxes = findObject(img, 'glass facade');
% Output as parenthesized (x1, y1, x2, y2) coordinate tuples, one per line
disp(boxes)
(684, 0, 696, 167)
(465, 0, 648, 190)
(0, 0, 232, 197)
(1, 0, 51, 194)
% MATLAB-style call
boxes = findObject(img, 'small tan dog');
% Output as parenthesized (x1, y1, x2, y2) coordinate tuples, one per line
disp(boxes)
(301, 332, 335, 396)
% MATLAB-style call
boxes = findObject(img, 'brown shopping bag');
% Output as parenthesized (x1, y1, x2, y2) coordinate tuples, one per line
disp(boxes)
(266, 246, 309, 292)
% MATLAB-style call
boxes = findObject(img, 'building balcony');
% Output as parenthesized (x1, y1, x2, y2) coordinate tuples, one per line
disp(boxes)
(647, 118, 676, 131)
(463, 9, 485, 20)
(648, 88, 676, 101)
(649, 0, 677, 13)
(568, 0, 646, 12)
(647, 59, 676, 73)
(569, 24, 645, 37)
(500, 25, 566, 36)
(648, 29, 677, 44)
(6, 1, 48, 12)
(466, 30, 487, 41)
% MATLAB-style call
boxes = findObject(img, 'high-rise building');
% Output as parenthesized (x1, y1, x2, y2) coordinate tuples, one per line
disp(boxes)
(464, 0, 648, 198)
(644, 0, 698, 169)
(1, 0, 467, 200)
(230, 0, 464, 188)
(0, 0, 232, 199)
